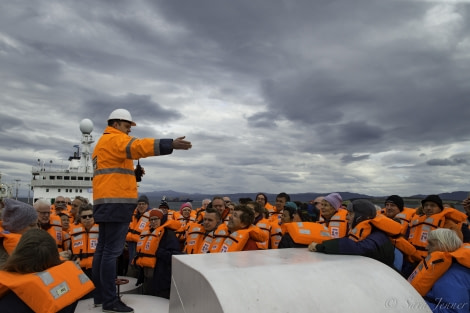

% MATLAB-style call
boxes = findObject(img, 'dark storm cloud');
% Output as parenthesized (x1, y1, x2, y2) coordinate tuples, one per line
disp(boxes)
(2, 0, 470, 196)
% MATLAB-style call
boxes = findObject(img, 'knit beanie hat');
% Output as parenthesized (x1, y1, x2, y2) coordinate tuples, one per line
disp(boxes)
(149, 209, 164, 220)
(421, 195, 443, 211)
(284, 202, 298, 210)
(138, 195, 149, 204)
(2, 199, 38, 233)
(347, 199, 377, 220)
(385, 195, 404, 212)
(323, 193, 342, 210)
(180, 202, 192, 213)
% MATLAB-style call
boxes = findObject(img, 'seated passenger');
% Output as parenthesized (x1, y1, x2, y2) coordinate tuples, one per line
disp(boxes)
(0, 228, 94, 313)
(317, 193, 348, 238)
(408, 228, 470, 312)
(309, 199, 402, 268)
(0, 199, 38, 266)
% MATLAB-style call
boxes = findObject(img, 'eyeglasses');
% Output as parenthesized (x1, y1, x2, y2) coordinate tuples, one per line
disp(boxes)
(38, 211, 50, 215)
(55, 201, 65, 204)
(81, 214, 93, 219)
(224, 201, 231, 204)
(137, 203, 147, 206)
(149, 218, 160, 221)
(66, 202, 72, 205)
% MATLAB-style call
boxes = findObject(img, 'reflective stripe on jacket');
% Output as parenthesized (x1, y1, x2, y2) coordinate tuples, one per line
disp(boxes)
(0, 261, 94, 313)
(70, 224, 99, 269)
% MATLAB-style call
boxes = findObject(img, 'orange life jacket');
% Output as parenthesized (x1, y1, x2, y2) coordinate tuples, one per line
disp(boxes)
(407, 208, 467, 259)
(208, 223, 230, 253)
(393, 207, 416, 235)
(0, 231, 21, 255)
(42, 216, 71, 252)
(317, 208, 348, 238)
(183, 223, 208, 254)
(269, 221, 284, 249)
(219, 226, 264, 253)
(255, 218, 272, 249)
(134, 219, 180, 268)
(126, 210, 150, 242)
(349, 215, 402, 242)
(92, 126, 163, 204)
(408, 243, 470, 296)
(174, 212, 196, 243)
(284, 222, 332, 245)
(0, 261, 94, 313)
(70, 224, 99, 269)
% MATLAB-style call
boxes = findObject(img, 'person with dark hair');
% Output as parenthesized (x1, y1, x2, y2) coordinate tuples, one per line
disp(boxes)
(255, 192, 276, 216)
(92, 108, 191, 312)
(184, 207, 222, 254)
(247, 201, 271, 249)
(269, 192, 290, 225)
(309, 199, 402, 268)
(70, 203, 99, 281)
(383, 195, 416, 235)
(126, 194, 151, 278)
(215, 204, 265, 252)
(0, 229, 94, 313)
(279, 201, 331, 249)
(134, 209, 181, 298)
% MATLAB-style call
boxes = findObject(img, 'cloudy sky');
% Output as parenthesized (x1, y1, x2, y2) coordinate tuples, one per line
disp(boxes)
(1, 0, 470, 198)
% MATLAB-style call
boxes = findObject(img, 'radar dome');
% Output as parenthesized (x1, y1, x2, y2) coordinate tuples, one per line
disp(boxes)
(80, 119, 94, 134)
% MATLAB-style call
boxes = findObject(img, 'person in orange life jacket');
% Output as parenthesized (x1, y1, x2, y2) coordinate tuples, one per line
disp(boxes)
(58, 213, 71, 233)
(269, 192, 290, 225)
(146, 209, 182, 299)
(91, 108, 191, 313)
(212, 196, 231, 224)
(195, 198, 211, 223)
(0, 199, 38, 267)
(174, 202, 196, 250)
(404, 195, 467, 278)
(309, 199, 396, 267)
(246, 201, 271, 250)
(70, 204, 98, 280)
(70, 196, 89, 225)
(217, 204, 259, 252)
(184, 207, 222, 254)
(408, 228, 470, 312)
(34, 199, 71, 257)
(255, 192, 276, 215)
(317, 192, 348, 239)
(382, 195, 408, 271)
(126, 194, 151, 278)
(0, 228, 94, 313)
(279, 202, 331, 248)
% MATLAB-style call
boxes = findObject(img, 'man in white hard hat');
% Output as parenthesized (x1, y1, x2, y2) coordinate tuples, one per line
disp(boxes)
(91, 108, 191, 312)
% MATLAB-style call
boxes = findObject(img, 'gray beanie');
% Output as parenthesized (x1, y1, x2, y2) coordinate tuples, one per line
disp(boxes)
(347, 199, 377, 220)
(2, 199, 38, 233)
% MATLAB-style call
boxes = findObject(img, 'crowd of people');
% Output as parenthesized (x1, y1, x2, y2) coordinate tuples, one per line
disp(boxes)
(1, 191, 470, 312)
(1, 109, 469, 313)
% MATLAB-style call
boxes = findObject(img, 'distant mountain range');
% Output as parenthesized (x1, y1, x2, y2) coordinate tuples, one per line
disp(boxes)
(144, 190, 470, 203)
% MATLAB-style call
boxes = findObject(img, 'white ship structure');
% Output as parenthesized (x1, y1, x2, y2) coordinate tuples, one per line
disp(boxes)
(0, 173, 13, 200)
(31, 119, 94, 204)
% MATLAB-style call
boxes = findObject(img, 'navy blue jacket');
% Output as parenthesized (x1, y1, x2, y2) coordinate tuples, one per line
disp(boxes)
(315, 228, 395, 267)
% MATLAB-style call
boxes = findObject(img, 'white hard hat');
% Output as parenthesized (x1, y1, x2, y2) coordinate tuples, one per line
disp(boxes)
(108, 109, 136, 126)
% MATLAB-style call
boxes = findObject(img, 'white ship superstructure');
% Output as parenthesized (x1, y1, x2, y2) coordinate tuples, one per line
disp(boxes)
(31, 119, 95, 204)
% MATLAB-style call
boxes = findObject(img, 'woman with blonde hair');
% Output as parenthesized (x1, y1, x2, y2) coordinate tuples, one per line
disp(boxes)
(408, 228, 470, 312)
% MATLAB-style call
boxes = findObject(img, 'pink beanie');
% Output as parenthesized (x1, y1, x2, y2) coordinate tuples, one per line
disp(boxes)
(179, 202, 193, 214)
(323, 193, 342, 210)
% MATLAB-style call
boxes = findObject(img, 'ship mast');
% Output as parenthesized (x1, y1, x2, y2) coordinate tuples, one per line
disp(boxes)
(78, 119, 94, 173)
